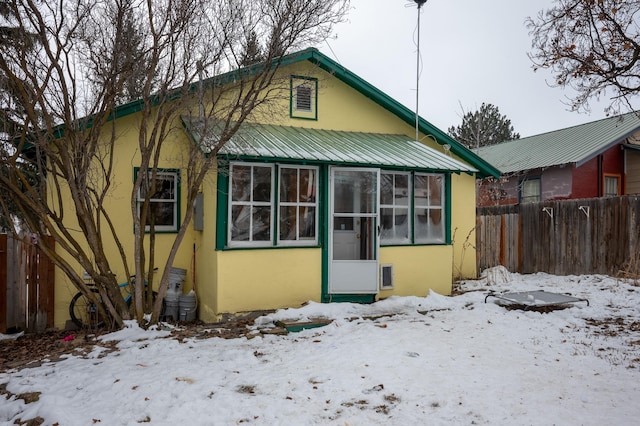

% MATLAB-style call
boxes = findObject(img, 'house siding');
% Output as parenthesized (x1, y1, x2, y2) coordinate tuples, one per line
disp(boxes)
(573, 144, 625, 198)
(50, 55, 481, 328)
(626, 150, 640, 194)
(51, 115, 198, 329)
(378, 245, 453, 297)
(478, 143, 628, 208)
(541, 166, 572, 200)
(214, 249, 322, 315)
(572, 158, 598, 199)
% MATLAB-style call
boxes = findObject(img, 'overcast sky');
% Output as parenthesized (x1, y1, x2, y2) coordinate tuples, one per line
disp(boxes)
(326, 0, 617, 138)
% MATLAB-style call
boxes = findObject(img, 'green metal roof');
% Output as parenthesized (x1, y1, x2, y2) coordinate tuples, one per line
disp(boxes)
(109, 48, 499, 178)
(182, 118, 477, 173)
(477, 112, 640, 174)
(294, 49, 499, 178)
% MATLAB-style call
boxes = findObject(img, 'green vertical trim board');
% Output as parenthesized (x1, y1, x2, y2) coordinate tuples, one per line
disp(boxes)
(215, 164, 229, 250)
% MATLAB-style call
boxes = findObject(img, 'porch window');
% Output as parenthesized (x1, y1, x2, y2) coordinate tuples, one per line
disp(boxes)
(520, 177, 541, 203)
(414, 173, 445, 243)
(229, 163, 274, 246)
(380, 171, 410, 244)
(136, 169, 180, 232)
(279, 166, 318, 245)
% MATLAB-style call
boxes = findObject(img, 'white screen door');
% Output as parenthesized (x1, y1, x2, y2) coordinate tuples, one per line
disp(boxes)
(329, 167, 379, 294)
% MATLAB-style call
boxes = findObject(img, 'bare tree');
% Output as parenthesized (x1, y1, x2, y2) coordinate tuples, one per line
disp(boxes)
(527, 0, 640, 114)
(0, 0, 350, 328)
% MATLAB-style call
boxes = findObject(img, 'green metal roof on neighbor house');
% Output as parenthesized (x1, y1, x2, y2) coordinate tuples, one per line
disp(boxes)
(182, 118, 477, 173)
(111, 48, 500, 178)
(478, 111, 640, 174)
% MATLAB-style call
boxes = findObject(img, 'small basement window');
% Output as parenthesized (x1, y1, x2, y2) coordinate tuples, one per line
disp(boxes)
(380, 264, 394, 289)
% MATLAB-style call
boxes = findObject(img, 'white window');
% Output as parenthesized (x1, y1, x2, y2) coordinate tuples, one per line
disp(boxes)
(414, 173, 445, 243)
(278, 166, 318, 245)
(604, 175, 620, 197)
(380, 172, 411, 244)
(137, 169, 179, 232)
(520, 178, 541, 203)
(228, 163, 274, 246)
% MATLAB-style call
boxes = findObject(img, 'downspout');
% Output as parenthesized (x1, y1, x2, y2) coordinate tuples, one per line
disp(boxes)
(597, 154, 603, 197)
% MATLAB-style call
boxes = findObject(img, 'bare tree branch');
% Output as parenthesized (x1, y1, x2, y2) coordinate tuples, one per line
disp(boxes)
(0, 0, 350, 328)
(527, 0, 640, 115)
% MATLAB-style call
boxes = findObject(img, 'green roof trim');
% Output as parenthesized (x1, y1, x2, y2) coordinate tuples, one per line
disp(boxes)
(478, 111, 640, 174)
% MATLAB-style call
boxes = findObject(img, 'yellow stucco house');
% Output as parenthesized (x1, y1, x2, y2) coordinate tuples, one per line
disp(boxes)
(52, 48, 499, 328)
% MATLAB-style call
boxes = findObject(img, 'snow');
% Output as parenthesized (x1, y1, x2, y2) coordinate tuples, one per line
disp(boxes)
(2, 268, 640, 425)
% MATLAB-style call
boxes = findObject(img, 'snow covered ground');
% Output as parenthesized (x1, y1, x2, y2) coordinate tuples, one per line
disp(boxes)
(1, 268, 640, 425)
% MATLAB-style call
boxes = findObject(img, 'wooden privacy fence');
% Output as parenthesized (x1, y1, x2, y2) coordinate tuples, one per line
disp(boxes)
(477, 196, 640, 276)
(0, 234, 55, 333)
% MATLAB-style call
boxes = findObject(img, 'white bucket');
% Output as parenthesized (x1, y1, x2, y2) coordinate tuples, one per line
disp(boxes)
(164, 292, 180, 322)
(168, 267, 187, 293)
(179, 290, 197, 322)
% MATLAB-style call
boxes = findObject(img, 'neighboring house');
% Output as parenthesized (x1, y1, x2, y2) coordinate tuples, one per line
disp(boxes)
(476, 112, 640, 206)
(51, 48, 499, 327)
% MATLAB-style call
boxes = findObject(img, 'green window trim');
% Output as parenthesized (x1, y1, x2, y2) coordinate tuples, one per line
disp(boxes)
(133, 167, 181, 233)
(414, 172, 446, 244)
(278, 165, 320, 246)
(290, 75, 318, 121)
(219, 161, 321, 250)
(228, 162, 275, 247)
(445, 173, 452, 244)
(380, 171, 412, 245)
(216, 162, 453, 250)
(381, 171, 449, 246)
(216, 168, 229, 250)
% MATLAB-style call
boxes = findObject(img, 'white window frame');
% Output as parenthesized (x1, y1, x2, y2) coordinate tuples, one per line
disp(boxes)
(228, 162, 275, 248)
(520, 177, 541, 203)
(604, 174, 620, 197)
(414, 172, 445, 244)
(380, 171, 411, 245)
(136, 169, 179, 232)
(277, 165, 319, 246)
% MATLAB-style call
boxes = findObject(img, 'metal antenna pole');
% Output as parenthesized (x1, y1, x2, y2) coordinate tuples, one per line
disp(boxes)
(415, 5, 421, 141)
(413, 0, 427, 142)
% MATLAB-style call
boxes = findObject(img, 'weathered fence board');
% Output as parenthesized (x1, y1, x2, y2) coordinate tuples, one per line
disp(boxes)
(477, 196, 640, 277)
(0, 234, 6, 333)
(0, 234, 55, 333)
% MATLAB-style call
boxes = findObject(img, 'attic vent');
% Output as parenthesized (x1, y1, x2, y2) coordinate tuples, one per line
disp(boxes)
(380, 264, 394, 289)
(295, 84, 312, 111)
